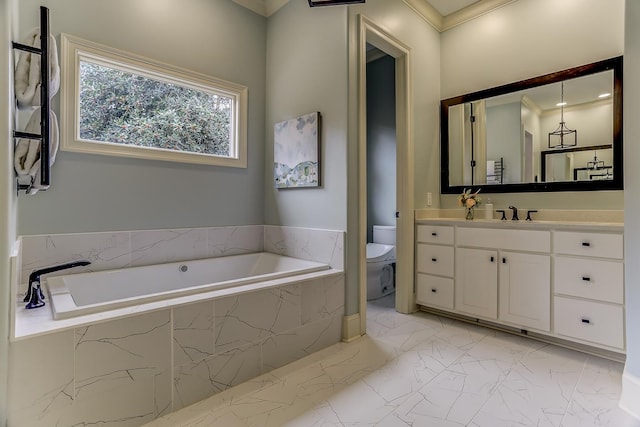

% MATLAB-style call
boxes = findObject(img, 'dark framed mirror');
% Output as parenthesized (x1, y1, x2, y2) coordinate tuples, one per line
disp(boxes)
(440, 56, 623, 194)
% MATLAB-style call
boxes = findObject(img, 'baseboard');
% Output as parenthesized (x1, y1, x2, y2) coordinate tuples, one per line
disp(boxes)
(620, 366, 640, 420)
(342, 313, 361, 343)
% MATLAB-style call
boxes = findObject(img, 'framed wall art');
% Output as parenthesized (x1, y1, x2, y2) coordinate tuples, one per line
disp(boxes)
(274, 111, 321, 189)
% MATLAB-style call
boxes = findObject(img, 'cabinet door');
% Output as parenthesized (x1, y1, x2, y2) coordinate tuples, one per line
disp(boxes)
(455, 248, 498, 319)
(499, 251, 550, 331)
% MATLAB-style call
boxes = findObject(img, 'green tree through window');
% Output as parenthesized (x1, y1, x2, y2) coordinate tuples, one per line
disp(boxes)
(79, 61, 232, 156)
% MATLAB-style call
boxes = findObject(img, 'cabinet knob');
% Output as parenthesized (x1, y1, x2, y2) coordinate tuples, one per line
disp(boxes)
(431, 288, 437, 293)
(581, 318, 591, 325)
(581, 241, 592, 247)
(582, 276, 591, 282)
(431, 232, 437, 237)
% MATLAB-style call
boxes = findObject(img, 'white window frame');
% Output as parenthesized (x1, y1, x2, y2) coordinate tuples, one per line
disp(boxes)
(60, 33, 248, 167)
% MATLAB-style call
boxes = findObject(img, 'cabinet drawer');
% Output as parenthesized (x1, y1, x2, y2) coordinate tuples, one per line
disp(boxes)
(456, 227, 550, 253)
(554, 257, 623, 304)
(553, 231, 623, 259)
(554, 296, 624, 349)
(416, 244, 454, 277)
(416, 274, 454, 310)
(416, 225, 454, 245)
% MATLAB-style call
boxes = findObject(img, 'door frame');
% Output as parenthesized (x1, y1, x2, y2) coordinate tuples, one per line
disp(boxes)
(351, 14, 415, 335)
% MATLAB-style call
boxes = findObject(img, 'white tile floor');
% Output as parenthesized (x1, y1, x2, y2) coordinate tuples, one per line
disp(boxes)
(146, 294, 640, 426)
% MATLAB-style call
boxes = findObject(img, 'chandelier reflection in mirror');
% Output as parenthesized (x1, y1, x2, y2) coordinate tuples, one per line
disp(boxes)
(548, 82, 577, 148)
(586, 151, 612, 180)
(587, 151, 605, 170)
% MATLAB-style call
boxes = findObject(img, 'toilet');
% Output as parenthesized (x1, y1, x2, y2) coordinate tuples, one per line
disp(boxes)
(366, 225, 396, 300)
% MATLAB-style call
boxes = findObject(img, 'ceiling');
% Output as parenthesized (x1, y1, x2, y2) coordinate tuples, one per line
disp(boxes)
(232, 0, 516, 31)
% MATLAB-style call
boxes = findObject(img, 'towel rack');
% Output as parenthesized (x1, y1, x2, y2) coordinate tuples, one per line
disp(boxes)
(12, 6, 50, 195)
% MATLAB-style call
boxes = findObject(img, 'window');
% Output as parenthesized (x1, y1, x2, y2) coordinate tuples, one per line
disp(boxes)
(61, 33, 247, 167)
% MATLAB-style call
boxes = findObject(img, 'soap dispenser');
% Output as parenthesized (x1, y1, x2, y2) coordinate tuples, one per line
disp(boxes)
(485, 198, 494, 220)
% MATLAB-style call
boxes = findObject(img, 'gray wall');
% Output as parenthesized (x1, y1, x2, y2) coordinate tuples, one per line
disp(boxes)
(624, 0, 640, 390)
(264, 0, 348, 230)
(16, 0, 267, 235)
(366, 55, 396, 242)
(440, 0, 624, 210)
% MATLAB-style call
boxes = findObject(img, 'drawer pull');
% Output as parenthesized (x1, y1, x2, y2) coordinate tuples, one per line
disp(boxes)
(431, 288, 437, 293)
(431, 258, 437, 262)
(581, 318, 591, 325)
(490, 256, 495, 262)
(502, 257, 507, 264)
(582, 276, 591, 282)
(581, 241, 592, 247)
(431, 232, 437, 237)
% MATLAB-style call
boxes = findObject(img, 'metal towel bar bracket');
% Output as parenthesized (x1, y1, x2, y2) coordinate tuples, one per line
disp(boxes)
(12, 6, 51, 195)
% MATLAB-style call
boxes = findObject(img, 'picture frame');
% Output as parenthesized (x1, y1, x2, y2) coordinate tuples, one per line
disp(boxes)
(274, 112, 321, 189)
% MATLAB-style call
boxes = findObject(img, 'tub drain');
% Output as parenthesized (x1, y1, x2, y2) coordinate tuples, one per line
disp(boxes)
(179, 264, 188, 272)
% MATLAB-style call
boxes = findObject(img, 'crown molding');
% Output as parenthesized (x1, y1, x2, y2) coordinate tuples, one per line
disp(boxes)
(401, 0, 443, 31)
(234, 0, 517, 28)
(232, 0, 289, 17)
(232, 0, 266, 16)
(403, 0, 516, 32)
(265, 0, 290, 16)
(442, 0, 516, 31)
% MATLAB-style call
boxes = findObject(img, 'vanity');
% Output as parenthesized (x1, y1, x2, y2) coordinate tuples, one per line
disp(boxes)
(421, 56, 626, 358)
(415, 217, 625, 356)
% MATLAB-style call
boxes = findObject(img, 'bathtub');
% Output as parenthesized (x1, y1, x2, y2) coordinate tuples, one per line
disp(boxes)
(45, 252, 329, 319)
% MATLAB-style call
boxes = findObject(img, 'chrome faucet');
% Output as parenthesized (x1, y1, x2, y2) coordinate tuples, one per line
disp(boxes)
(508, 205, 519, 221)
(24, 260, 91, 309)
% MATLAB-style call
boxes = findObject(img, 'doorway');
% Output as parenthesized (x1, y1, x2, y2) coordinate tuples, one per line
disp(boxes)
(365, 50, 396, 305)
(355, 16, 414, 335)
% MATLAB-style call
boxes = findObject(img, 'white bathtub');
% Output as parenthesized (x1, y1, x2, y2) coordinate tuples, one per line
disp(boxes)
(45, 252, 329, 319)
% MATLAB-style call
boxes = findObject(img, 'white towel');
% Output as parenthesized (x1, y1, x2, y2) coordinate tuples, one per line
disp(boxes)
(14, 108, 59, 194)
(14, 28, 60, 109)
(486, 160, 495, 176)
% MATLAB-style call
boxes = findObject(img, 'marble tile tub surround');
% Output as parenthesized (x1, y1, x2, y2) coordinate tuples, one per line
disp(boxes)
(416, 208, 624, 223)
(17, 224, 344, 297)
(7, 271, 345, 426)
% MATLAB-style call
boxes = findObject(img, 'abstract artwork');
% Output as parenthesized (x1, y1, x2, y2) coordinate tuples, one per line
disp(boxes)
(274, 111, 321, 189)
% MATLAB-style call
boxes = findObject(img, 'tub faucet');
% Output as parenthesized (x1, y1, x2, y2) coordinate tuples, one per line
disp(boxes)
(24, 260, 91, 309)
(508, 205, 519, 221)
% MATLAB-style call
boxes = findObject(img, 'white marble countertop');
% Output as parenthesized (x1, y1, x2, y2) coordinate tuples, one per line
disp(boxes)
(415, 209, 623, 232)
(12, 268, 344, 341)
(415, 217, 623, 232)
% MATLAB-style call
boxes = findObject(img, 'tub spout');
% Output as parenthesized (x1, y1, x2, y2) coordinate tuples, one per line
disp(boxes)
(24, 260, 91, 309)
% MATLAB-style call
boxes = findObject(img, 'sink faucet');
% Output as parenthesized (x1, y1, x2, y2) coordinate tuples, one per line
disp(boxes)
(24, 260, 91, 309)
(508, 205, 519, 221)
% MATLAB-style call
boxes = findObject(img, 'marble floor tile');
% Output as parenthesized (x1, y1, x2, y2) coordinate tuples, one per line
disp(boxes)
(145, 294, 640, 427)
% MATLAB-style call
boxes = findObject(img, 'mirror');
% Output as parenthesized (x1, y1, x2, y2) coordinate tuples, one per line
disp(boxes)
(440, 56, 623, 194)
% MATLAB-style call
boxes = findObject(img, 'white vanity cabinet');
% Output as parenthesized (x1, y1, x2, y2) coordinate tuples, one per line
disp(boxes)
(553, 231, 625, 350)
(455, 227, 551, 329)
(415, 219, 625, 355)
(415, 225, 455, 310)
(455, 247, 498, 318)
(499, 251, 550, 331)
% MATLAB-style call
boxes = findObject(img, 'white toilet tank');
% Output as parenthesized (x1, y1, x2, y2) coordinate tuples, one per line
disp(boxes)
(373, 225, 396, 245)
